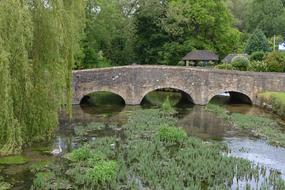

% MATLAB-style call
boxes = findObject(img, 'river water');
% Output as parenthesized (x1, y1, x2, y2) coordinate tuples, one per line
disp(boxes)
(1, 92, 285, 189)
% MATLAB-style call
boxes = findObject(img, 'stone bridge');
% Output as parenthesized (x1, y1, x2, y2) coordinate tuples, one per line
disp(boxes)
(72, 65, 285, 105)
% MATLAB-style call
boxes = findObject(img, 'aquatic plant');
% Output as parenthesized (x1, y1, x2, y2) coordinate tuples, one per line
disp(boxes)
(207, 104, 285, 147)
(232, 113, 285, 147)
(87, 160, 117, 183)
(74, 123, 107, 137)
(67, 145, 93, 162)
(161, 96, 175, 113)
(156, 126, 187, 144)
(31, 172, 55, 190)
(29, 161, 51, 173)
(0, 155, 28, 165)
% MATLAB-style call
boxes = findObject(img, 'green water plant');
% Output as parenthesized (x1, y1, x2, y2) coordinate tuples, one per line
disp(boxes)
(232, 113, 285, 147)
(66, 145, 93, 162)
(87, 160, 117, 184)
(156, 126, 187, 144)
(0, 155, 28, 165)
(74, 123, 106, 136)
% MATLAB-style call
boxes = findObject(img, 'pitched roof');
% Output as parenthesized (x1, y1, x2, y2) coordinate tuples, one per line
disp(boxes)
(222, 54, 249, 63)
(182, 50, 219, 61)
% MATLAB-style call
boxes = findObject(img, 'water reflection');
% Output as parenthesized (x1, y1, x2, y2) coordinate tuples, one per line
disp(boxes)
(178, 106, 234, 140)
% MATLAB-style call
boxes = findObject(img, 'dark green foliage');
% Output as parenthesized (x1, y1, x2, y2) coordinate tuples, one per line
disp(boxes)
(264, 52, 285, 72)
(134, 0, 241, 65)
(250, 51, 265, 61)
(245, 29, 271, 54)
(133, 0, 169, 65)
(232, 56, 250, 71)
(81, 0, 135, 68)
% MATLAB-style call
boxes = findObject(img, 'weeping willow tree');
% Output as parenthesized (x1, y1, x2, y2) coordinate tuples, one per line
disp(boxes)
(0, 0, 85, 155)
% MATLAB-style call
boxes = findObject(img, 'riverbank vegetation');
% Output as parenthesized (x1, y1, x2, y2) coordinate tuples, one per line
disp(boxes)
(259, 92, 285, 117)
(207, 104, 285, 147)
(27, 108, 285, 189)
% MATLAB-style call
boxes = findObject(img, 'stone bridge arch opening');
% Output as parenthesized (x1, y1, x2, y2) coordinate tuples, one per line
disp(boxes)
(141, 88, 194, 107)
(209, 91, 252, 105)
(80, 91, 126, 106)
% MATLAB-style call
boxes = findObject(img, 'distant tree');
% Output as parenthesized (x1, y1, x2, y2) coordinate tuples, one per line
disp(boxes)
(82, 0, 135, 68)
(133, 0, 169, 64)
(245, 0, 285, 37)
(226, 0, 252, 31)
(245, 29, 271, 54)
(161, 0, 241, 61)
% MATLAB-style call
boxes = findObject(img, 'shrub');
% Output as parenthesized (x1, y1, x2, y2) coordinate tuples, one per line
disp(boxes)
(250, 51, 265, 61)
(215, 63, 234, 70)
(232, 56, 249, 71)
(157, 126, 187, 144)
(245, 29, 271, 54)
(259, 92, 285, 118)
(248, 61, 268, 72)
(264, 52, 285, 72)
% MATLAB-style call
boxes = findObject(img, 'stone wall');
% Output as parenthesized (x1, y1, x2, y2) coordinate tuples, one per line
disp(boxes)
(72, 65, 285, 105)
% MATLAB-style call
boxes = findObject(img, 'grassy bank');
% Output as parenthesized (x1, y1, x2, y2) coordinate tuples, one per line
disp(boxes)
(29, 107, 285, 189)
(259, 92, 285, 118)
(207, 104, 285, 147)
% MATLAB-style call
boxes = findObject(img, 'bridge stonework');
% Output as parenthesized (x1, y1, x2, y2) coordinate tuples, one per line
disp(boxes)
(72, 65, 285, 105)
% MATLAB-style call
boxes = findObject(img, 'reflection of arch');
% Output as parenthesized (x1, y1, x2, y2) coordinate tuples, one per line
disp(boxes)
(208, 90, 252, 104)
(80, 90, 126, 105)
(139, 87, 194, 105)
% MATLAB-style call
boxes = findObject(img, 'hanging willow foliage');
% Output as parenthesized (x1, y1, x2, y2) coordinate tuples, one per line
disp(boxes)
(0, 0, 86, 155)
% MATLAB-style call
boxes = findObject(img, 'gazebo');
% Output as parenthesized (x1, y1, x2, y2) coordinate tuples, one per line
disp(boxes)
(222, 54, 249, 64)
(182, 50, 219, 66)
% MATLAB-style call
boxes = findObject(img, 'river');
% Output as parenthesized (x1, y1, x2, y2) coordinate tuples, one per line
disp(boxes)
(1, 91, 285, 189)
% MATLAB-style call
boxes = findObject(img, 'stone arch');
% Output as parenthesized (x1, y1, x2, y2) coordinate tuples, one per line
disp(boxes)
(207, 89, 253, 105)
(138, 86, 195, 105)
(77, 89, 127, 105)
